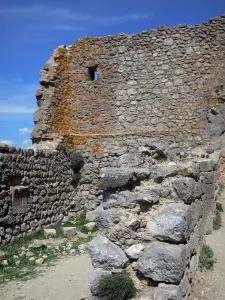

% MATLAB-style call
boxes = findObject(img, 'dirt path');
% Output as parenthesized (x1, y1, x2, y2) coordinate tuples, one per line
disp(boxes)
(191, 185, 225, 300)
(0, 253, 93, 300)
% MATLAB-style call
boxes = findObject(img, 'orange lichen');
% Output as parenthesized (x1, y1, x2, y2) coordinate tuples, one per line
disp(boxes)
(209, 97, 225, 104)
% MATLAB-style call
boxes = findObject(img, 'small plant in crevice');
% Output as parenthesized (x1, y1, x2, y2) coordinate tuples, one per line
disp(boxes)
(75, 215, 98, 234)
(69, 151, 84, 186)
(70, 151, 84, 171)
(199, 244, 216, 270)
(213, 209, 222, 230)
(98, 272, 136, 300)
(213, 202, 223, 230)
(218, 183, 225, 195)
(216, 202, 223, 212)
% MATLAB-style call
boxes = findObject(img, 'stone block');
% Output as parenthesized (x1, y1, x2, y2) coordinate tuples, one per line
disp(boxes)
(172, 177, 198, 203)
(98, 209, 124, 230)
(62, 227, 77, 236)
(0, 250, 7, 260)
(202, 182, 216, 200)
(125, 244, 145, 260)
(147, 203, 190, 243)
(137, 242, 187, 283)
(153, 283, 182, 300)
(200, 172, 215, 184)
(151, 163, 179, 182)
(99, 167, 150, 189)
(44, 228, 57, 239)
(199, 159, 214, 172)
(89, 235, 129, 269)
(84, 222, 96, 232)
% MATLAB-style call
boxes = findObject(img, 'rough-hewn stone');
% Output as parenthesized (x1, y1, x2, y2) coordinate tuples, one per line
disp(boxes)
(88, 235, 129, 269)
(137, 242, 187, 283)
(147, 204, 191, 243)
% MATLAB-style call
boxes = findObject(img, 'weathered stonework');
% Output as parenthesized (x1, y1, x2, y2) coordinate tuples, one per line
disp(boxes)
(0, 15, 225, 300)
(32, 15, 225, 155)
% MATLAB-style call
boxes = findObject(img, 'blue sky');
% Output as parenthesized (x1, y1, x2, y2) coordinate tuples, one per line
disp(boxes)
(0, 0, 224, 148)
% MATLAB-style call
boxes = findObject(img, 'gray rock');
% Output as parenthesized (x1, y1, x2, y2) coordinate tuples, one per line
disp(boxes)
(89, 235, 129, 269)
(86, 207, 103, 222)
(99, 167, 150, 189)
(125, 244, 145, 260)
(89, 269, 111, 296)
(135, 188, 161, 204)
(198, 159, 214, 172)
(151, 164, 179, 182)
(103, 187, 160, 210)
(172, 177, 198, 203)
(98, 209, 124, 230)
(84, 222, 96, 232)
(147, 204, 190, 243)
(121, 214, 141, 230)
(137, 242, 187, 283)
(205, 144, 215, 154)
(103, 190, 137, 209)
(153, 283, 182, 300)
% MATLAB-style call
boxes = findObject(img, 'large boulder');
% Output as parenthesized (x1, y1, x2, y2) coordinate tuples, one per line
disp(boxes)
(147, 204, 191, 243)
(89, 235, 129, 269)
(99, 167, 150, 189)
(89, 269, 111, 296)
(102, 190, 137, 209)
(172, 177, 198, 203)
(102, 188, 160, 210)
(137, 242, 187, 283)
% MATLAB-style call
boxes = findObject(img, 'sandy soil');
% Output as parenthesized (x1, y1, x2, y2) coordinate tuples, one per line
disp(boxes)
(190, 185, 225, 300)
(0, 253, 93, 300)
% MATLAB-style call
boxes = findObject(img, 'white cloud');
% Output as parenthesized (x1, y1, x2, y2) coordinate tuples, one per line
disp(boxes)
(19, 128, 31, 135)
(22, 139, 30, 145)
(0, 139, 14, 146)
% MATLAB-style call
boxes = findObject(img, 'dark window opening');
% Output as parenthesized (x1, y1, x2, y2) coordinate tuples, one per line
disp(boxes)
(88, 67, 98, 81)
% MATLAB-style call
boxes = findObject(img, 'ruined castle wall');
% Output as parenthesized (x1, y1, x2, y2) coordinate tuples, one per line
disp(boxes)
(0, 145, 76, 243)
(32, 15, 225, 154)
(88, 151, 223, 300)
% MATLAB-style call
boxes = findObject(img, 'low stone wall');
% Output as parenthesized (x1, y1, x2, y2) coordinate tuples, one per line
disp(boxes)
(0, 144, 76, 244)
(88, 148, 222, 300)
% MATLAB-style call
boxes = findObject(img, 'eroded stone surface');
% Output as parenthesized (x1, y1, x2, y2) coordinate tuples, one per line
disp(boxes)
(88, 235, 129, 269)
(137, 242, 187, 283)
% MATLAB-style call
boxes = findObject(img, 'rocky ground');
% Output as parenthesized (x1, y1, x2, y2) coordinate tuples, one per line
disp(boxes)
(0, 219, 97, 300)
(190, 181, 225, 300)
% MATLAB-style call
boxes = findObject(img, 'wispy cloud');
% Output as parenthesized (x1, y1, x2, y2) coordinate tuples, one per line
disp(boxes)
(0, 105, 35, 114)
(0, 5, 41, 15)
(19, 128, 31, 135)
(98, 13, 153, 25)
(46, 8, 91, 21)
(0, 5, 153, 27)
(36, 24, 85, 32)
(0, 139, 14, 145)
(0, 79, 37, 118)
(22, 139, 30, 145)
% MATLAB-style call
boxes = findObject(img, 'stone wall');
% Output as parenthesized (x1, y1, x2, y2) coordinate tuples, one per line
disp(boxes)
(88, 148, 222, 300)
(32, 15, 225, 155)
(0, 144, 76, 243)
